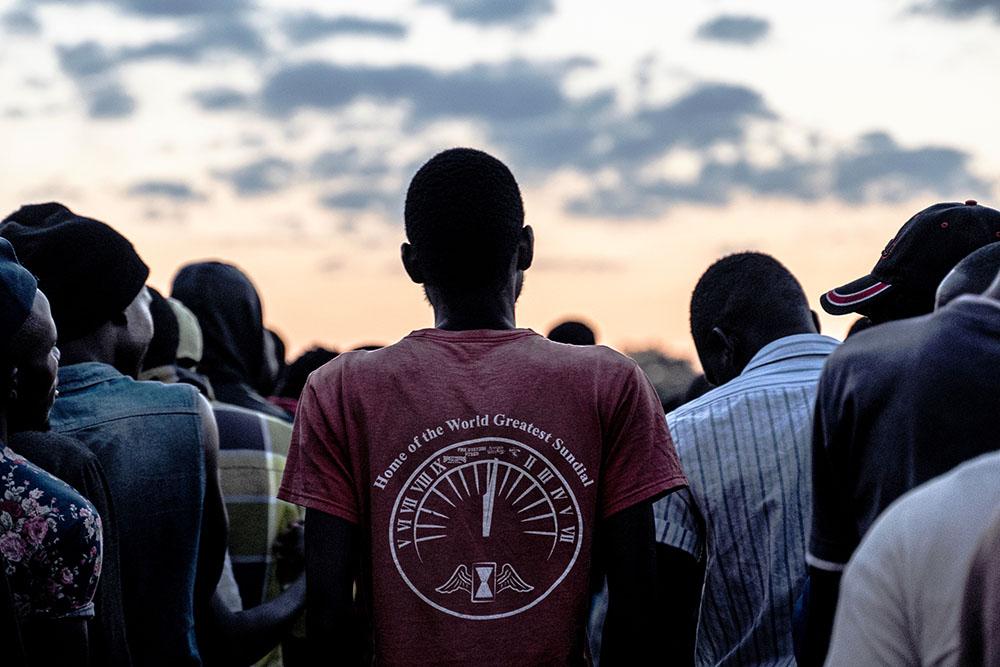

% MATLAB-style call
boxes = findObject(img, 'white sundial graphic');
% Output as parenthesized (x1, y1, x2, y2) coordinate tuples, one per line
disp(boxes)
(388, 437, 584, 620)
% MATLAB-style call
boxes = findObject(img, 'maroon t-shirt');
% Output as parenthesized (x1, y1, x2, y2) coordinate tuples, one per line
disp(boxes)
(279, 328, 686, 665)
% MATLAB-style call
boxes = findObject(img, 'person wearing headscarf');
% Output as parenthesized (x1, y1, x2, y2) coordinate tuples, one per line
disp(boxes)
(0, 237, 103, 665)
(172, 262, 291, 422)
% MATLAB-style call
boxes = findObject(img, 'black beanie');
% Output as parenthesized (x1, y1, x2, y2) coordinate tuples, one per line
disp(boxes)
(0, 238, 39, 347)
(0, 203, 150, 342)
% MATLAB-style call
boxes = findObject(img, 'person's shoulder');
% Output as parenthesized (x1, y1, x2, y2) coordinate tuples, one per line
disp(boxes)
(11, 430, 95, 455)
(307, 346, 375, 384)
(9, 430, 102, 471)
(829, 315, 930, 364)
(132, 376, 202, 410)
(871, 451, 1000, 546)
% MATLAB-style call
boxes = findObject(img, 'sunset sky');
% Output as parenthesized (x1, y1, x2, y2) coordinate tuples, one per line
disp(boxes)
(2, 0, 1000, 362)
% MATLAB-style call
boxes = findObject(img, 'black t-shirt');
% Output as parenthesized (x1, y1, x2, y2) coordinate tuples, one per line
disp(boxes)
(809, 295, 1000, 570)
(9, 430, 132, 667)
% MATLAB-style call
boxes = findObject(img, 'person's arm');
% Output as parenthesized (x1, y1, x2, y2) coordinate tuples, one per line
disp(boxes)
(195, 395, 228, 609)
(655, 544, 703, 666)
(798, 568, 841, 666)
(306, 508, 361, 665)
(799, 365, 855, 666)
(199, 576, 306, 667)
(600, 500, 657, 665)
(21, 619, 89, 666)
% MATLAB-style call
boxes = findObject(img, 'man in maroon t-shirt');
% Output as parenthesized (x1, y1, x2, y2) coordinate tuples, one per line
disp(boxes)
(278, 148, 687, 665)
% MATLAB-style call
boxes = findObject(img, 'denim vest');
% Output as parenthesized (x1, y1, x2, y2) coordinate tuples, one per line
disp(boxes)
(51, 363, 206, 667)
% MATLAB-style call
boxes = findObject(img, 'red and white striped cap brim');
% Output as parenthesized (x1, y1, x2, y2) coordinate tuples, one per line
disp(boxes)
(820, 275, 894, 315)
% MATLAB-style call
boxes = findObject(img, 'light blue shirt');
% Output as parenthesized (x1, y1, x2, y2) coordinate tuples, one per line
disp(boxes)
(657, 333, 839, 666)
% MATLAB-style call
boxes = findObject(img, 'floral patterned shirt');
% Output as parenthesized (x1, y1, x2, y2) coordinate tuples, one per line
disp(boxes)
(0, 445, 102, 620)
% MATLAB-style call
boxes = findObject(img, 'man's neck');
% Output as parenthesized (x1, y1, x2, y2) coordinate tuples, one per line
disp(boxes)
(433, 304, 517, 331)
(59, 340, 127, 376)
(427, 285, 518, 331)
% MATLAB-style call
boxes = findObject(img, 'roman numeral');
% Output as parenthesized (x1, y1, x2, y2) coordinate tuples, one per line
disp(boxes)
(560, 505, 574, 515)
(396, 539, 411, 549)
(550, 487, 567, 500)
(412, 472, 434, 493)
(523, 455, 537, 471)
(396, 518, 412, 532)
(537, 468, 554, 484)
(559, 526, 576, 543)
(400, 497, 417, 513)
(430, 460, 447, 476)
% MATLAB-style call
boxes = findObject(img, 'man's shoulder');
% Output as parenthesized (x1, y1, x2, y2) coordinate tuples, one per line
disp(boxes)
(825, 315, 931, 372)
(862, 452, 1000, 564)
(128, 377, 202, 411)
(213, 401, 292, 449)
(10, 430, 101, 468)
(310, 334, 638, 382)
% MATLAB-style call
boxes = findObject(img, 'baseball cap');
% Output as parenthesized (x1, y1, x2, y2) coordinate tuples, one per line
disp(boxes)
(820, 200, 1000, 316)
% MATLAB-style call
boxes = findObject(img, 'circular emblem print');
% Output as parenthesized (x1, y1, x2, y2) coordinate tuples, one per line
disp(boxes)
(389, 437, 584, 620)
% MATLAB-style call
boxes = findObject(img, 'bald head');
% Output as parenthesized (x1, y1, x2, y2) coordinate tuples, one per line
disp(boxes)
(935, 243, 1000, 309)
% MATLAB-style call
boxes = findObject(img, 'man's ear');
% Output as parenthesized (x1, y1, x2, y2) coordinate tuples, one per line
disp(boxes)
(705, 326, 736, 385)
(401, 242, 424, 285)
(516, 225, 534, 272)
(810, 309, 822, 334)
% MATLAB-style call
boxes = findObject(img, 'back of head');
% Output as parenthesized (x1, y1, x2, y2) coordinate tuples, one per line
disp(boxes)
(0, 238, 39, 385)
(280, 347, 339, 399)
(0, 239, 38, 352)
(143, 287, 180, 371)
(171, 261, 264, 385)
(936, 243, 1000, 309)
(0, 203, 149, 342)
(547, 320, 597, 346)
(404, 148, 524, 294)
(690, 252, 813, 383)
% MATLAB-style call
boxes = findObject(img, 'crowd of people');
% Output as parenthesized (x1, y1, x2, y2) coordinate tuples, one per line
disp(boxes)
(0, 147, 996, 666)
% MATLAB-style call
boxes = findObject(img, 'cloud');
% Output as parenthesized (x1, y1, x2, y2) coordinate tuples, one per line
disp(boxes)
(319, 189, 397, 211)
(55, 42, 136, 119)
(191, 87, 249, 110)
(119, 0, 249, 15)
(421, 0, 554, 27)
(117, 16, 265, 62)
(696, 15, 771, 44)
(128, 179, 206, 201)
(913, 0, 1000, 19)
(283, 13, 407, 44)
(567, 131, 986, 218)
(57, 42, 117, 79)
(87, 82, 136, 118)
(310, 147, 390, 179)
(39, 0, 252, 17)
(56, 17, 264, 118)
(56, 18, 264, 85)
(260, 59, 587, 123)
(215, 156, 295, 195)
(603, 84, 775, 165)
(832, 131, 988, 202)
(2, 7, 40, 34)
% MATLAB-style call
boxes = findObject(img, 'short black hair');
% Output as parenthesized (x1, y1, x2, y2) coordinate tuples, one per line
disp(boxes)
(404, 148, 524, 291)
(279, 347, 338, 399)
(547, 320, 596, 346)
(936, 242, 1000, 308)
(143, 287, 180, 371)
(690, 252, 810, 348)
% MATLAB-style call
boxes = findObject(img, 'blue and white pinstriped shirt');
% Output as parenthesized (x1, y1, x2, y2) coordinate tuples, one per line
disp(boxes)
(656, 333, 839, 666)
